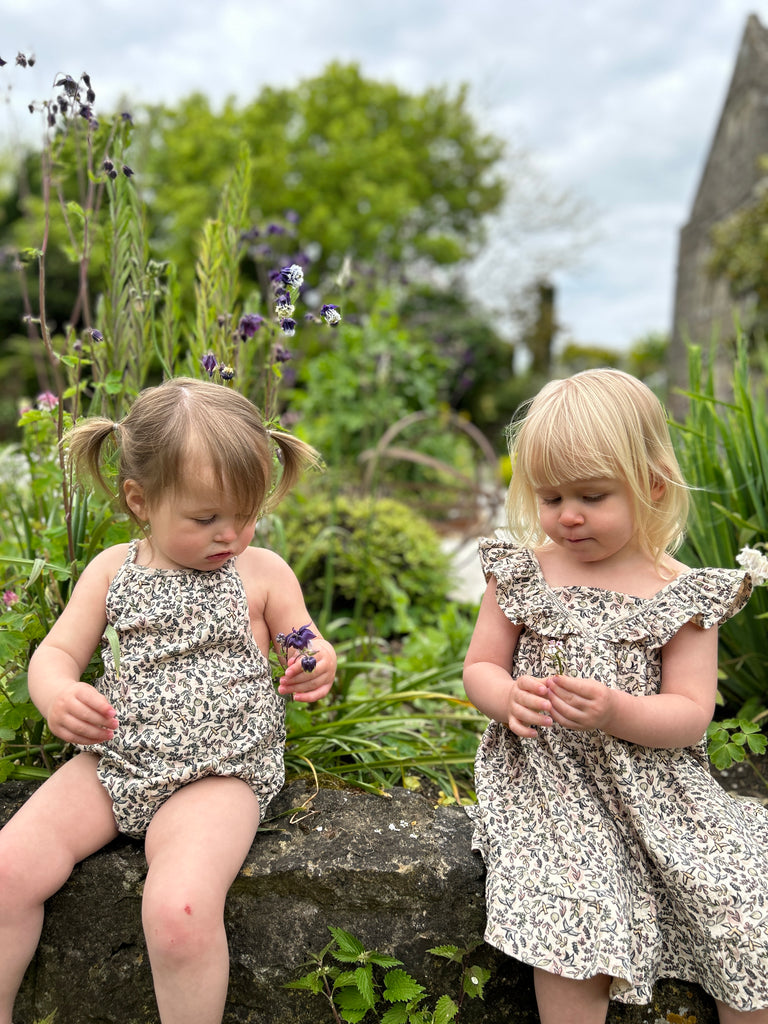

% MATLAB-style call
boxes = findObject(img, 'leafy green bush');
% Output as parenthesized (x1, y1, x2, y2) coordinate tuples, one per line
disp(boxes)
(277, 493, 455, 638)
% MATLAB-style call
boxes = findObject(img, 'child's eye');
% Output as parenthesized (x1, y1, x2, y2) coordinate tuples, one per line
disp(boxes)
(539, 496, 561, 506)
(194, 516, 216, 525)
(583, 494, 605, 503)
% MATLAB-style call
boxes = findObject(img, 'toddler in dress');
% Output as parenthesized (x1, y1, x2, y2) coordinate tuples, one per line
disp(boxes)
(0, 377, 337, 1024)
(463, 368, 768, 1024)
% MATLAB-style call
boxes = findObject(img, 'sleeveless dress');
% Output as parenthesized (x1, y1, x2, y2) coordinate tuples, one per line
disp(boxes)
(85, 540, 286, 838)
(466, 539, 768, 1009)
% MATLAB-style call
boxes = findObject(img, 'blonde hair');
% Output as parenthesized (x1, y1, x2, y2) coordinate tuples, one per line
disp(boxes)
(505, 368, 689, 563)
(64, 377, 321, 524)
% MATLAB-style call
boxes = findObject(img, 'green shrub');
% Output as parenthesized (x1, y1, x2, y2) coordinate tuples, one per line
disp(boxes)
(278, 493, 454, 637)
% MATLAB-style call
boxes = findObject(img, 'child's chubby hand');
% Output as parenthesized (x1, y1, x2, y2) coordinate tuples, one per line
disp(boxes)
(505, 674, 554, 738)
(45, 680, 119, 746)
(277, 638, 336, 703)
(544, 673, 614, 732)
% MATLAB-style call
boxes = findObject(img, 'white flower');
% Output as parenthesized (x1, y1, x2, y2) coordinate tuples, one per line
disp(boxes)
(736, 545, 768, 586)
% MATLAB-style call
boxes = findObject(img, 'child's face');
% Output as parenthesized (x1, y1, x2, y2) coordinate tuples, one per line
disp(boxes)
(535, 477, 638, 567)
(125, 469, 258, 572)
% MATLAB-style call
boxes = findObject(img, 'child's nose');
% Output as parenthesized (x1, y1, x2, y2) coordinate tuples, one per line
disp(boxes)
(215, 521, 238, 542)
(559, 503, 584, 525)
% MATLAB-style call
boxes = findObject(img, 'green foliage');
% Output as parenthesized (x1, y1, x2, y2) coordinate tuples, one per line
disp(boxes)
(140, 63, 506, 290)
(707, 717, 768, 772)
(671, 339, 768, 713)
(278, 493, 454, 637)
(286, 926, 489, 1024)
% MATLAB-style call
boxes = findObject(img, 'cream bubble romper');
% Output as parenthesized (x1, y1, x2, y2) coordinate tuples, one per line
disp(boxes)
(84, 540, 286, 838)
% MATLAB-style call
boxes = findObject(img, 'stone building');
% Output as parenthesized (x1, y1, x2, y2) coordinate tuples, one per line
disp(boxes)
(669, 12, 768, 409)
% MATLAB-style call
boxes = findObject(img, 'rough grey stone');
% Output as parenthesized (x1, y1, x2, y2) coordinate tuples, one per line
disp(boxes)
(1, 779, 720, 1023)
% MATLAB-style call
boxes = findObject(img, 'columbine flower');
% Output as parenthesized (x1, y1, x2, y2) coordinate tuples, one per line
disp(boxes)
(3, 590, 18, 607)
(238, 313, 264, 339)
(279, 263, 304, 288)
(274, 299, 295, 319)
(200, 351, 218, 377)
(736, 545, 768, 586)
(89, 328, 104, 342)
(273, 344, 292, 363)
(320, 303, 341, 326)
(280, 317, 297, 337)
(275, 624, 317, 673)
(36, 391, 58, 411)
(218, 363, 235, 381)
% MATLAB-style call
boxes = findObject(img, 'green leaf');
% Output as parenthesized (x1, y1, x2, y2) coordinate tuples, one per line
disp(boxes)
(433, 994, 460, 1024)
(382, 968, 426, 1003)
(329, 926, 366, 959)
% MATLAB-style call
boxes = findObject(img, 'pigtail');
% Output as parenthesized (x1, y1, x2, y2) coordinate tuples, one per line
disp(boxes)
(62, 417, 122, 501)
(264, 429, 323, 512)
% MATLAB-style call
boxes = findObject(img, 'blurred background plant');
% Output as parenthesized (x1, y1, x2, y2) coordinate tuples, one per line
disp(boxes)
(672, 337, 768, 772)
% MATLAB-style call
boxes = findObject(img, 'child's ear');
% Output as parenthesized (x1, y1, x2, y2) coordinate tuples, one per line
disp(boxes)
(123, 479, 149, 521)
(649, 474, 666, 501)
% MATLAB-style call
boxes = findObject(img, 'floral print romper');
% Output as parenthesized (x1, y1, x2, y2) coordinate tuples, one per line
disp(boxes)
(467, 539, 768, 1009)
(86, 541, 286, 838)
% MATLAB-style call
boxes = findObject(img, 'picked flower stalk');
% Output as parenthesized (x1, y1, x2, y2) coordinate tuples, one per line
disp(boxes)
(545, 640, 566, 675)
(275, 624, 317, 673)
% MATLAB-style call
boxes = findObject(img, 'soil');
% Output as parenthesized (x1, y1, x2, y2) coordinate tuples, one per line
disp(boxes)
(710, 749, 768, 804)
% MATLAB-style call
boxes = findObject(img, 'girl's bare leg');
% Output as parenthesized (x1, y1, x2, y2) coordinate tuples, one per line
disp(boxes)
(534, 968, 611, 1024)
(141, 776, 260, 1024)
(716, 1004, 768, 1024)
(0, 752, 118, 1024)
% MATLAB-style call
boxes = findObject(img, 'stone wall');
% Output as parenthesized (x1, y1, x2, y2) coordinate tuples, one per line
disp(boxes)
(2, 779, 717, 1024)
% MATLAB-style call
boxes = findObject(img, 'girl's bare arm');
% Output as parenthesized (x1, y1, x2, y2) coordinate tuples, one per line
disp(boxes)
(463, 579, 552, 737)
(27, 547, 123, 744)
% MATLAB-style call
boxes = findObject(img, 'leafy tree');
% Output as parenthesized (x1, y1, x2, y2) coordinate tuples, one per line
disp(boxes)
(127, 62, 506, 297)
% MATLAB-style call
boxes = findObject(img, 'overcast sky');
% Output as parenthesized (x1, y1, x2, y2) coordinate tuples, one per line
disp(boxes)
(3, 0, 768, 352)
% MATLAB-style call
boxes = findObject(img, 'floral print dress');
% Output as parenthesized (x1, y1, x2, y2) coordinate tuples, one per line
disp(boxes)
(466, 539, 768, 1008)
(86, 540, 286, 838)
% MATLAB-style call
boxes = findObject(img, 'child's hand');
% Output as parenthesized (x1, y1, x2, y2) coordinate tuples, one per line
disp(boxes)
(545, 674, 613, 732)
(505, 674, 553, 738)
(46, 681, 119, 745)
(277, 639, 336, 703)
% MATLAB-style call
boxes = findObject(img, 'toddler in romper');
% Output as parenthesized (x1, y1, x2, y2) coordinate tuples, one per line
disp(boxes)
(0, 377, 337, 1024)
(463, 369, 768, 1024)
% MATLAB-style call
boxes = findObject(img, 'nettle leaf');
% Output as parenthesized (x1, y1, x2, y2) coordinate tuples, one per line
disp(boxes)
(433, 994, 460, 1024)
(329, 926, 365, 960)
(382, 968, 425, 1003)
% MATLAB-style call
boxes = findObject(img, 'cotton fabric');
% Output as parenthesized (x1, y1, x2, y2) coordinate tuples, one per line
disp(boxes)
(85, 540, 286, 837)
(467, 539, 768, 1007)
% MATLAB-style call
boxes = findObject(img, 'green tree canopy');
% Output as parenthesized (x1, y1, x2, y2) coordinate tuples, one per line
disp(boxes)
(135, 62, 506, 293)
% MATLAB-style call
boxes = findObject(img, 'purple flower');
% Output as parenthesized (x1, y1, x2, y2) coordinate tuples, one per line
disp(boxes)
(320, 304, 341, 326)
(300, 655, 317, 673)
(280, 318, 297, 337)
(279, 263, 304, 288)
(200, 351, 218, 377)
(3, 590, 18, 608)
(283, 624, 316, 650)
(218, 363, 235, 381)
(238, 313, 264, 339)
(273, 344, 292, 363)
(89, 328, 104, 342)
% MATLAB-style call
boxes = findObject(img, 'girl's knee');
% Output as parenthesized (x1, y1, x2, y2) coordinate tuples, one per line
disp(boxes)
(142, 888, 224, 963)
